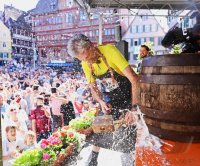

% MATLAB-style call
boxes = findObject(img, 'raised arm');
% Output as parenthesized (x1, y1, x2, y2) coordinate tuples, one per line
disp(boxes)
(89, 82, 110, 114)
(122, 65, 139, 106)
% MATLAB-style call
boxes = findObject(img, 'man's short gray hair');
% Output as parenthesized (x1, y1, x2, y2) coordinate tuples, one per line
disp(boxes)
(67, 34, 92, 57)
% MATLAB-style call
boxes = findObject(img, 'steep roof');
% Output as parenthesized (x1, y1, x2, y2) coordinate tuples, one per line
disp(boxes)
(32, 0, 58, 15)
(5, 16, 31, 30)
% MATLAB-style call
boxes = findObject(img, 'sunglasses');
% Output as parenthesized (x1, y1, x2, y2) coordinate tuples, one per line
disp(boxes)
(10, 109, 17, 112)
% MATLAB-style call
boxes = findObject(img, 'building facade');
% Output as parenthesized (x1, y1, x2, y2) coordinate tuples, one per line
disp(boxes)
(168, 10, 197, 29)
(3, 5, 35, 63)
(0, 20, 12, 65)
(121, 9, 169, 65)
(31, 0, 118, 64)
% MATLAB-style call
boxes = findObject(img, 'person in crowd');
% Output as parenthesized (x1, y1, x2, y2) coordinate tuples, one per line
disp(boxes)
(139, 45, 150, 59)
(137, 45, 151, 73)
(82, 100, 90, 112)
(24, 87, 34, 111)
(67, 34, 139, 166)
(82, 84, 92, 101)
(0, 93, 9, 115)
(30, 96, 50, 142)
(7, 104, 28, 140)
(1, 93, 10, 139)
(12, 93, 28, 114)
(23, 130, 36, 151)
(74, 97, 83, 117)
(49, 88, 66, 132)
(60, 95, 76, 126)
(2, 124, 24, 166)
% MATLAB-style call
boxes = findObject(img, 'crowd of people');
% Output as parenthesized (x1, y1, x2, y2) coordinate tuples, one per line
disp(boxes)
(0, 63, 99, 166)
(0, 36, 155, 166)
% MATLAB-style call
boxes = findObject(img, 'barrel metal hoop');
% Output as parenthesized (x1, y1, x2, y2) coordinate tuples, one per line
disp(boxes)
(140, 74, 200, 84)
(142, 54, 200, 67)
(144, 117, 200, 132)
(140, 106, 200, 124)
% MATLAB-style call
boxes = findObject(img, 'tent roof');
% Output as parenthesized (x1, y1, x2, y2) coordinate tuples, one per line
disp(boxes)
(86, 0, 200, 10)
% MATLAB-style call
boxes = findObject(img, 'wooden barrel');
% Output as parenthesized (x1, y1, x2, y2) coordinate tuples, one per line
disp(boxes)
(139, 53, 200, 142)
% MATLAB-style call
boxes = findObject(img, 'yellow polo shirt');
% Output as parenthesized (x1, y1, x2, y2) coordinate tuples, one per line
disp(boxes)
(82, 44, 129, 83)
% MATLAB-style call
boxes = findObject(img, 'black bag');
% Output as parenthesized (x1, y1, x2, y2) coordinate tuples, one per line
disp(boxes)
(50, 108, 62, 132)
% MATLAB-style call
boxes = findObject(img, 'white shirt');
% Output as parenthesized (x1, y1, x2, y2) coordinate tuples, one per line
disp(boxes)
(2, 138, 24, 166)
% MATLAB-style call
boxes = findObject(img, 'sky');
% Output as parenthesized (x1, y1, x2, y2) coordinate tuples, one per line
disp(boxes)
(0, 0, 39, 11)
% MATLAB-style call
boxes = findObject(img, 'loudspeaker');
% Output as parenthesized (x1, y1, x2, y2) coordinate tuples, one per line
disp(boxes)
(115, 40, 129, 61)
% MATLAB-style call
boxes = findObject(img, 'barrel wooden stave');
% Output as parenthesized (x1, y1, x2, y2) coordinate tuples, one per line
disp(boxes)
(139, 54, 200, 142)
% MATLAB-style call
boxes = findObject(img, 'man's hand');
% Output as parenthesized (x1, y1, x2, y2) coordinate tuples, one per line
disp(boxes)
(99, 100, 112, 114)
(125, 112, 138, 125)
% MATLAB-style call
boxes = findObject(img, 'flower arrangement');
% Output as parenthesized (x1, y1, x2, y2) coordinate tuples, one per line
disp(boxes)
(12, 110, 96, 166)
(40, 150, 57, 166)
(69, 110, 96, 130)
(12, 149, 42, 166)
(170, 44, 182, 54)
(13, 127, 84, 166)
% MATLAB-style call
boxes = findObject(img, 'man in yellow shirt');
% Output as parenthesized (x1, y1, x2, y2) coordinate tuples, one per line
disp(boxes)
(67, 34, 139, 166)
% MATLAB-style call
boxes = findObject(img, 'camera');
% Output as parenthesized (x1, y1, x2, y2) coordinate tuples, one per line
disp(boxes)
(51, 88, 57, 94)
(33, 85, 39, 91)
(162, 12, 200, 53)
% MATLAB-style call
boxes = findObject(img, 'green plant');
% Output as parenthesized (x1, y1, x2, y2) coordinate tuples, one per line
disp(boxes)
(40, 150, 57, 166)
(170, 44, 182, 54)
(12, 149, 42, 166)
(69, 110, 96, 130)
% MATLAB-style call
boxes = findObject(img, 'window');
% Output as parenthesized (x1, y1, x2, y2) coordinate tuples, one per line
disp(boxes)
(3, 53, 8, 58)
(104, 29, 107, 35)
(134, 40, 138, 46)
(138, 25, 143, 33)
(108, 29, 111, 35)
(66, 0, 73, 7)
(150, 25, 152, 32)
(130, 26, 132, 33)
(80, 10, 86, 21)
(66, 13, 69, 22)
(0, 53, 3, 58)
(136, 25, 139, 33)
(96, 30, 99, 36)
(142, 15, 148, 21)
(55, 17, 61, 24)
(158, 37, 163, 45)
(131, 39, 133, 46)
(66, 13, 73, 23)
(53, 17, 56, 24)
(69, 13, 73, 23)
(21, 30, 25, 36)
(3, 42, 6, 47)
(138, 38, 141, 45)
(143, 25, 145, 32)
(145, 25, 150, 32)
(132, 26, 136, 33)
(150, 37, 154, 43)
(50, 2, 56, 10)
(140, 38, 146, 45)
(111, 29, 115, 35)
